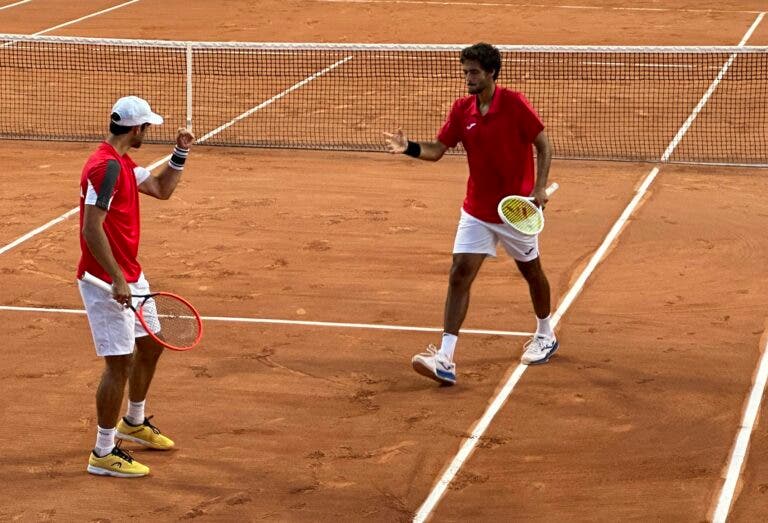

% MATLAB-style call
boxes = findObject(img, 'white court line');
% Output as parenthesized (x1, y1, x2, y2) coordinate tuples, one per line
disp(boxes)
(713, 332, 768, 522)
(1, 2, 140, 47)
(0, 0, 145, 247)
(0, 305, 532, 337)
(314, 0, 761, 14)
(29, 0, 139, 36)
(0, 0, 32, 11)
(0, 56, 353, 257)
(196, 56, 353, 143)
(0, 208, 79, 256)
(413, 11, 766, 523)
(710, 17, 768, 523)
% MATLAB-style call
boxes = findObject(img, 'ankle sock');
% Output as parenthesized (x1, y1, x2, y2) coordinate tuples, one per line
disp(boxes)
(438, 333, 458, 361)
(94, 426, 116, 457)
(125, 400, 146, 426)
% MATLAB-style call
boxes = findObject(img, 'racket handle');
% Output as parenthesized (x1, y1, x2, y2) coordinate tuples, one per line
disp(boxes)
(545, 182, 559, 196)
(80, 272, 114, 293)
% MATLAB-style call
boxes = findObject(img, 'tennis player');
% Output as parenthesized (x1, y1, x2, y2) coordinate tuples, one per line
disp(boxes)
(77, 96, 194, 477)
(384, 43, 557, 386)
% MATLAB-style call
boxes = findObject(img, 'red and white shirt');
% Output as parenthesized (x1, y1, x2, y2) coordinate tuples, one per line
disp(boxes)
(77, 142, 150, 283)
(437, 86, 544, 223)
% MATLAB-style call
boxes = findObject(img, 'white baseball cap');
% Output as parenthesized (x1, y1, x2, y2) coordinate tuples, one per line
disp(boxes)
(110, 96, 164, 127)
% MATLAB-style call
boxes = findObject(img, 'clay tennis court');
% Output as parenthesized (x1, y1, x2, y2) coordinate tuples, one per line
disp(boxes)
(1, 1, 768, 521)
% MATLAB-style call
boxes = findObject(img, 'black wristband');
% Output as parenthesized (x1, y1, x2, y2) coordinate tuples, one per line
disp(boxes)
(404, 140, 421, 158)
(168, 146, 189, 170)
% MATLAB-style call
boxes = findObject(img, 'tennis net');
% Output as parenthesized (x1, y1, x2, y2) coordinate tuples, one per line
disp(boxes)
(1, 34, 766, 166)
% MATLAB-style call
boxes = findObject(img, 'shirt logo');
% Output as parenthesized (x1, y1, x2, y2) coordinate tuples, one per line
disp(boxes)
(466, 122, 477, 130)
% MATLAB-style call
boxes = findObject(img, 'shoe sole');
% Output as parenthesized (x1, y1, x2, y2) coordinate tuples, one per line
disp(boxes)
(523, 341, 560, 365)
(412, 359, 456, 386)
(115, 432, 174, 450)
(87, 464, 148, 478)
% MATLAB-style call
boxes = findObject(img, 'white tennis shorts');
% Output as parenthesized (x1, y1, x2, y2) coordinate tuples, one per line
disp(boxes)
(78, 273, 159, 357)
(453, 208, 540, 262)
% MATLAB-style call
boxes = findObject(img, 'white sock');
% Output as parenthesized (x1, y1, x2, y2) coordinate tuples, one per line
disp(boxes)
(126, 400, 146, 426)
(95, 426, 116, 457)
(438, 333, 458, 361)
(536, 315, 554, 338)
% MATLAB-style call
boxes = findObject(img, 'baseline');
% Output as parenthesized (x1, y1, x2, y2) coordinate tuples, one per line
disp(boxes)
(0, 305, 531, 337)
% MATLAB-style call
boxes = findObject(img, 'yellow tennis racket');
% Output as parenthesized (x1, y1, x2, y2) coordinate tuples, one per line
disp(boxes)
(497, 183, 559, 235)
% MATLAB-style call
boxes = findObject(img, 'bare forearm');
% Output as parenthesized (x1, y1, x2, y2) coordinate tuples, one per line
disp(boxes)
(152, 163, 184, 199)
(533, 131, 552, 190)
(534, 145, 552, 190)
(83, 225, 124, 283)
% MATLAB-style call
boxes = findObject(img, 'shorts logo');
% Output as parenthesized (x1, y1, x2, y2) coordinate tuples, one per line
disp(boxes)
(524, 247, 535, 255)
(466, 122, 477, 130)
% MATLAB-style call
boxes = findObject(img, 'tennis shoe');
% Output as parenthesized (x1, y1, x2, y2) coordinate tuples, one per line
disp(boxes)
(87, 443, 149, 478)
(521, 334, 559, 365)
(116, 416, 175, 450)
(411, 344, 456, 385)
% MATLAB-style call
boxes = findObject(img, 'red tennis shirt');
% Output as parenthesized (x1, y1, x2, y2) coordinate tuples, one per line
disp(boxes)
(437, 86, 544, 223)
(77, 142, 145, 283)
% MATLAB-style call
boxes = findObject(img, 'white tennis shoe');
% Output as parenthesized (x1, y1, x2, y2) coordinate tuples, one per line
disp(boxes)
(411, 344, 456, 385)
(521, 334, 559, 365)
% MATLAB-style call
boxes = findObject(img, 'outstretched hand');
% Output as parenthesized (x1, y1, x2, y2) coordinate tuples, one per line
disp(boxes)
(383, 129, 408, 154)
(176, 128, 195, 149)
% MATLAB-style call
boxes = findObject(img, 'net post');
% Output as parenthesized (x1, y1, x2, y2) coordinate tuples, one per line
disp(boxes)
(185, 43, 193, 131)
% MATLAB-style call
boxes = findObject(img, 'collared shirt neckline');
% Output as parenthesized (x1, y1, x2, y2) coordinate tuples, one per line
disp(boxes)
(469, 85, 502, 117)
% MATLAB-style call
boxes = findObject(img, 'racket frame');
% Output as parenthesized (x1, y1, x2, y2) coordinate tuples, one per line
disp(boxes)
(497, 182, 559, 235)
(80, 272, 203, 351)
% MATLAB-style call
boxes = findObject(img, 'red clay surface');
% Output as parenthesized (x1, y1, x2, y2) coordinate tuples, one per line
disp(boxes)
(1, 1, 768, 521)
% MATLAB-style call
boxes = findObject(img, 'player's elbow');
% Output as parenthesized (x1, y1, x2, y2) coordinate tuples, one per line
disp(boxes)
(81, 221, 101, 246)
(425, 143, 447, 161)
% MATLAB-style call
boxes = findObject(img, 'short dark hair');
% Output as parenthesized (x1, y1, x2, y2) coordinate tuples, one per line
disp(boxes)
(109, 113, 149, 135)
(460, 43, 502, 80)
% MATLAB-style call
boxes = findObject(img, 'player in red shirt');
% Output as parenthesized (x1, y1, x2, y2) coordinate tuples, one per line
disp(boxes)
(384, 43, 558, 385)
(77, 96, 195, 477)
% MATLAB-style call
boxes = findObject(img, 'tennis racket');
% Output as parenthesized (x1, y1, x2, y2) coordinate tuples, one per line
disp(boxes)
(81, 272, 203, 351)
(497, 182, 559, 235)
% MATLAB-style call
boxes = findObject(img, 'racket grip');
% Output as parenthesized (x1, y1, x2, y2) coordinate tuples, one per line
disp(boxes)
(545, 182, 559, 196)
(80, 272, 114, 293)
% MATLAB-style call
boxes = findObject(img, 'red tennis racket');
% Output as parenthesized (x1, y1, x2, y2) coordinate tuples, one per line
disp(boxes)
(81, 272, 203, 351)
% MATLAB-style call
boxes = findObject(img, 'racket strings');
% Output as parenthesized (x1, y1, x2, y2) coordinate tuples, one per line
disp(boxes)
(141, 295, 201, 349)
(499, 199, 543, 234)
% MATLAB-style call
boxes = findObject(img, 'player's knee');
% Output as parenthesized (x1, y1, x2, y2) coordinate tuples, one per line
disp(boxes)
(103, 355, 132, 382)
(449, 261, 477, 288)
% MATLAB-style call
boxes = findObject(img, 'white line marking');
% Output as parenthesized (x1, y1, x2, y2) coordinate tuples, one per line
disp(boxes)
(29, 0, 140, 36)
(662, 12, 765, 163)
(0, 56, 352, 257)
(413, 12, 766, 523)
(0, 305, 531, 337)
(314, 0, 761, 14)
(196, 56, 353, 143)
(0, 208, 79, 256)
(0, 0, 32, 11)
(1, 2, 139, 47)
(713, 332, 768, 522)
(712, 18, 768, 519)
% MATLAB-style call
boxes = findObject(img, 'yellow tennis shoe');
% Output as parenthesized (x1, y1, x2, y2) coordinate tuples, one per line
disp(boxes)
(116, 416, 175, 450)
(87, 445, 149, 478)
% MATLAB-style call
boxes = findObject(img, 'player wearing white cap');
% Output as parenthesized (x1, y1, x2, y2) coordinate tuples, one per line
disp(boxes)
(77, 96, 195, 477)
